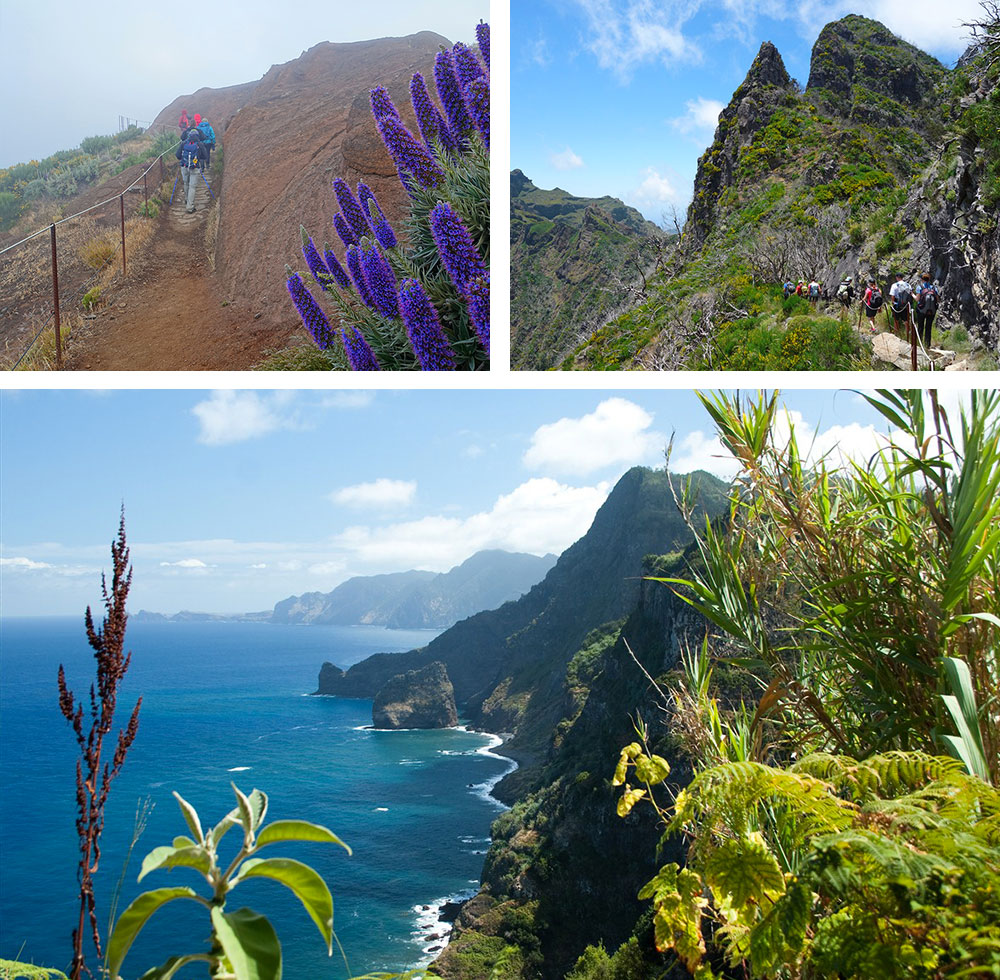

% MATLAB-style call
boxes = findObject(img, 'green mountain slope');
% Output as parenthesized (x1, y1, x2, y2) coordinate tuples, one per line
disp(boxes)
(517, 14, 999, 370)
(510, 170, 665, 370)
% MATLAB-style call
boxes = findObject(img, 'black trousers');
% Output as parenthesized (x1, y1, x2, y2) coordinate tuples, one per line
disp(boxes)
(914, 311, 935, 346)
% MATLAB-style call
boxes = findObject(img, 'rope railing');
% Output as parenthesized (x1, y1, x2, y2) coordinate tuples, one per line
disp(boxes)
(1, 133, 200, 370)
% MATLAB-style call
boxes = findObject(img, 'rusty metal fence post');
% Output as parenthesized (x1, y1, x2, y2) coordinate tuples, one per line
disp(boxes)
(49, 223, 63, 369)
(119, 194, 126, 276)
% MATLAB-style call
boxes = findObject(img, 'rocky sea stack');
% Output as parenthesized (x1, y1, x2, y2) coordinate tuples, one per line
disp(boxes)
(372, 661, 458, 729)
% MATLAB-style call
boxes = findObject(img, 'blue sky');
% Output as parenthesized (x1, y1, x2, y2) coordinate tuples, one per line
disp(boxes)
(0, 0, 488, 168)
(0, 388, 939, 616)
(511, 0, 984, 224)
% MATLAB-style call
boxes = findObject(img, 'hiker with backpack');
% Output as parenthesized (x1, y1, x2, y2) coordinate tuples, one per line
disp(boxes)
(808, 279, 821, 304)
(861, 278, 883, 333)
(782, 279, 795, 300)
(914, 272, 940, 347)
(197, 118, 216, 165)
(836, 276, 855, 308)
(889, 273, 913, 338)
(178, 109, 190, 135)
(175, 129, 207, 213)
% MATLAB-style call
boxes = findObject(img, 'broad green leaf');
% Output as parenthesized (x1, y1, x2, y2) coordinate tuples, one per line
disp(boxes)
(704, 836, 785, 910)
(635, 753, 671, 786)
(232, 857, 333, 953)
(107, 887, 202, 978)
(172, 835, 197, 849)
(612, 743, 642, 786)
(232, 783, 255, 836)
(138, 844, 211, 882)
(137, 954, 212, 980)
(210, 906, 282, 980)
(645, 866, 706, 969)
(255, 820, 351, 855)
(172, 792, 204, 844)
(940, 657, 990, 782)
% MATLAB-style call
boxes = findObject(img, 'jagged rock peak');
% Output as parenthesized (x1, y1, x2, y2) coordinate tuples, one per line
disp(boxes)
(744, 40, 792, 90)
(511, 169, 534, 195)
(807, 14, 946, 111)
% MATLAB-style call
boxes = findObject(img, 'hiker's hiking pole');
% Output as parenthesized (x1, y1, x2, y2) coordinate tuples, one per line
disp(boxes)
(199, 168, 216, 200)
(169, 174, 179, 204)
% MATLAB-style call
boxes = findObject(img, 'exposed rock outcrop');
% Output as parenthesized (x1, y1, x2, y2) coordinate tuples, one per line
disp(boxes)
(372, 662, 458, 729)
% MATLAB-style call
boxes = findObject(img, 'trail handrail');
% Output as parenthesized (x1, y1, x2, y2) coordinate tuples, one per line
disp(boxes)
(0, 140, 181, 258)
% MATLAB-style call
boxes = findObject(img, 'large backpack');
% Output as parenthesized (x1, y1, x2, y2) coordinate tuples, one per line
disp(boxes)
(809, 282, 820, 298)
(867, 286, 883, 310)
(917, 283, 939, 316)
(892, 282, 912, 312)
(200, 122, 216, 146)
(181, 140, 201, 168)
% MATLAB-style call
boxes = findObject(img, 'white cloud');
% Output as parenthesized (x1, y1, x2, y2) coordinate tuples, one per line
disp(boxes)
(192, 391, 301, 446)
(524, 398, 665, 475)
(331, 478, 417, 509)
(630, 167, 680, 213)
(318, 391, 375, 409)
(334, 478, 611, 568)
(571, 0, 703, 80)
(669, 96, 724, 138)
(550, 146, 584, 170)
(249, 563, 268, 569)
(527, 36, 551, 67)
(1, 556, 53, 571)
(159, 558, 212, 569)
(671, 429, 741, 479)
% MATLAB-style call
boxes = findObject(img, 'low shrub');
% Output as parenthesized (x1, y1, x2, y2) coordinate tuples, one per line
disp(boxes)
(79, 236, 117, 269)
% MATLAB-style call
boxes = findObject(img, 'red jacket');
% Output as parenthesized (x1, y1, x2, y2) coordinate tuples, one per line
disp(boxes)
(179, 112, 190, 129)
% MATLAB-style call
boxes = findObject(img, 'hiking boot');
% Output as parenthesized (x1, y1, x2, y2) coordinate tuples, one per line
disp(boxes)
(187, 207, 195, 213)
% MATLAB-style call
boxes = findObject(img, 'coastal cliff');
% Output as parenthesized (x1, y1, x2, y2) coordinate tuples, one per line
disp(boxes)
(372, 662, 458, 729)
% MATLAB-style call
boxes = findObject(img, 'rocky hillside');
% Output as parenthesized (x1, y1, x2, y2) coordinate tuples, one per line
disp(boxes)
(316, 467, 727, 782)
(522, 13, 1000, 370)
(510, 170, 665, 370)
(152, 32, 453, 345)
(316, 467, 728, 977)
(273, 550, 556, 628)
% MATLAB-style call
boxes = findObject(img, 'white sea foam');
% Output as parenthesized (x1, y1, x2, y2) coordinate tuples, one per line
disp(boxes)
(374, 807, 389, 812)
(227, 766, 251, 772)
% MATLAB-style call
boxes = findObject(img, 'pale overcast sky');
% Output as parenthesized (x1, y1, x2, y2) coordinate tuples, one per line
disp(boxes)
(0, 0, 489, 167)
(0, 388, 955, 617)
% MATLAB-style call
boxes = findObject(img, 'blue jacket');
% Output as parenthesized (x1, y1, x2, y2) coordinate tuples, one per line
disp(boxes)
(199, 121, 216, 146)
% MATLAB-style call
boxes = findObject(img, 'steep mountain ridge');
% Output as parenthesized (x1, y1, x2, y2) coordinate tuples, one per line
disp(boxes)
(510, 171, 665, 370)
(514, 14, 999, 370)
(316, 467, 728, 783)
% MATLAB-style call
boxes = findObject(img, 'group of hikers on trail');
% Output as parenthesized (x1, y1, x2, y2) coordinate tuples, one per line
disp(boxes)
(782, 271, 941, 348)
(174, 110, 217, 214)
(782, 279, 828, 303)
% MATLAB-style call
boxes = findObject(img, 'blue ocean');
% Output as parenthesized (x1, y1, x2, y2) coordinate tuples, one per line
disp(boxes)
(0, 617, 510, 978)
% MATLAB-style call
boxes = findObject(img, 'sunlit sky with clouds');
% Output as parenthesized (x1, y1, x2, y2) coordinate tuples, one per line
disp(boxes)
(0, 388, 958, 617)
(512, 0, 984, 224)
(0, 0, 488, 168)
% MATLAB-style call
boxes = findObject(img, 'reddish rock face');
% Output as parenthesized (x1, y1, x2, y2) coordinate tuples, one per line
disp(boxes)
(155, 31, 451, 347)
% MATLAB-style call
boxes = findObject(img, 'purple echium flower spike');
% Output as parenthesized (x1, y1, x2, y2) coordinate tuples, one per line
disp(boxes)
(369, 85, 401, 122)
(287, 273, 335, 349)
(334, 212, 358, 250)
(357, 183, 397, 249)
(429, 201, 486, 299)
(359, 241, 399, 319)
(466, 273, 490, 355)
(376, 116, 444, 189)
(301, 230, 332, 291)
(465, 77, 490, 150)
(476, 22, 490, 73)
(398, 278, 457, 370)
(345, 244, 376, 309)
(333, 179, 372, 240)
(453, 41, 485, 89)
(409, 72, 454, 155)
(434, 49, 473, 138)
(342, 324, 380, 370)
(323, 245, 351, 290)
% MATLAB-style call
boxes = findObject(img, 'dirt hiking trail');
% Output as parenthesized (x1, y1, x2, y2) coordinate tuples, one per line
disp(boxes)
(66, 173, 280, 371)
